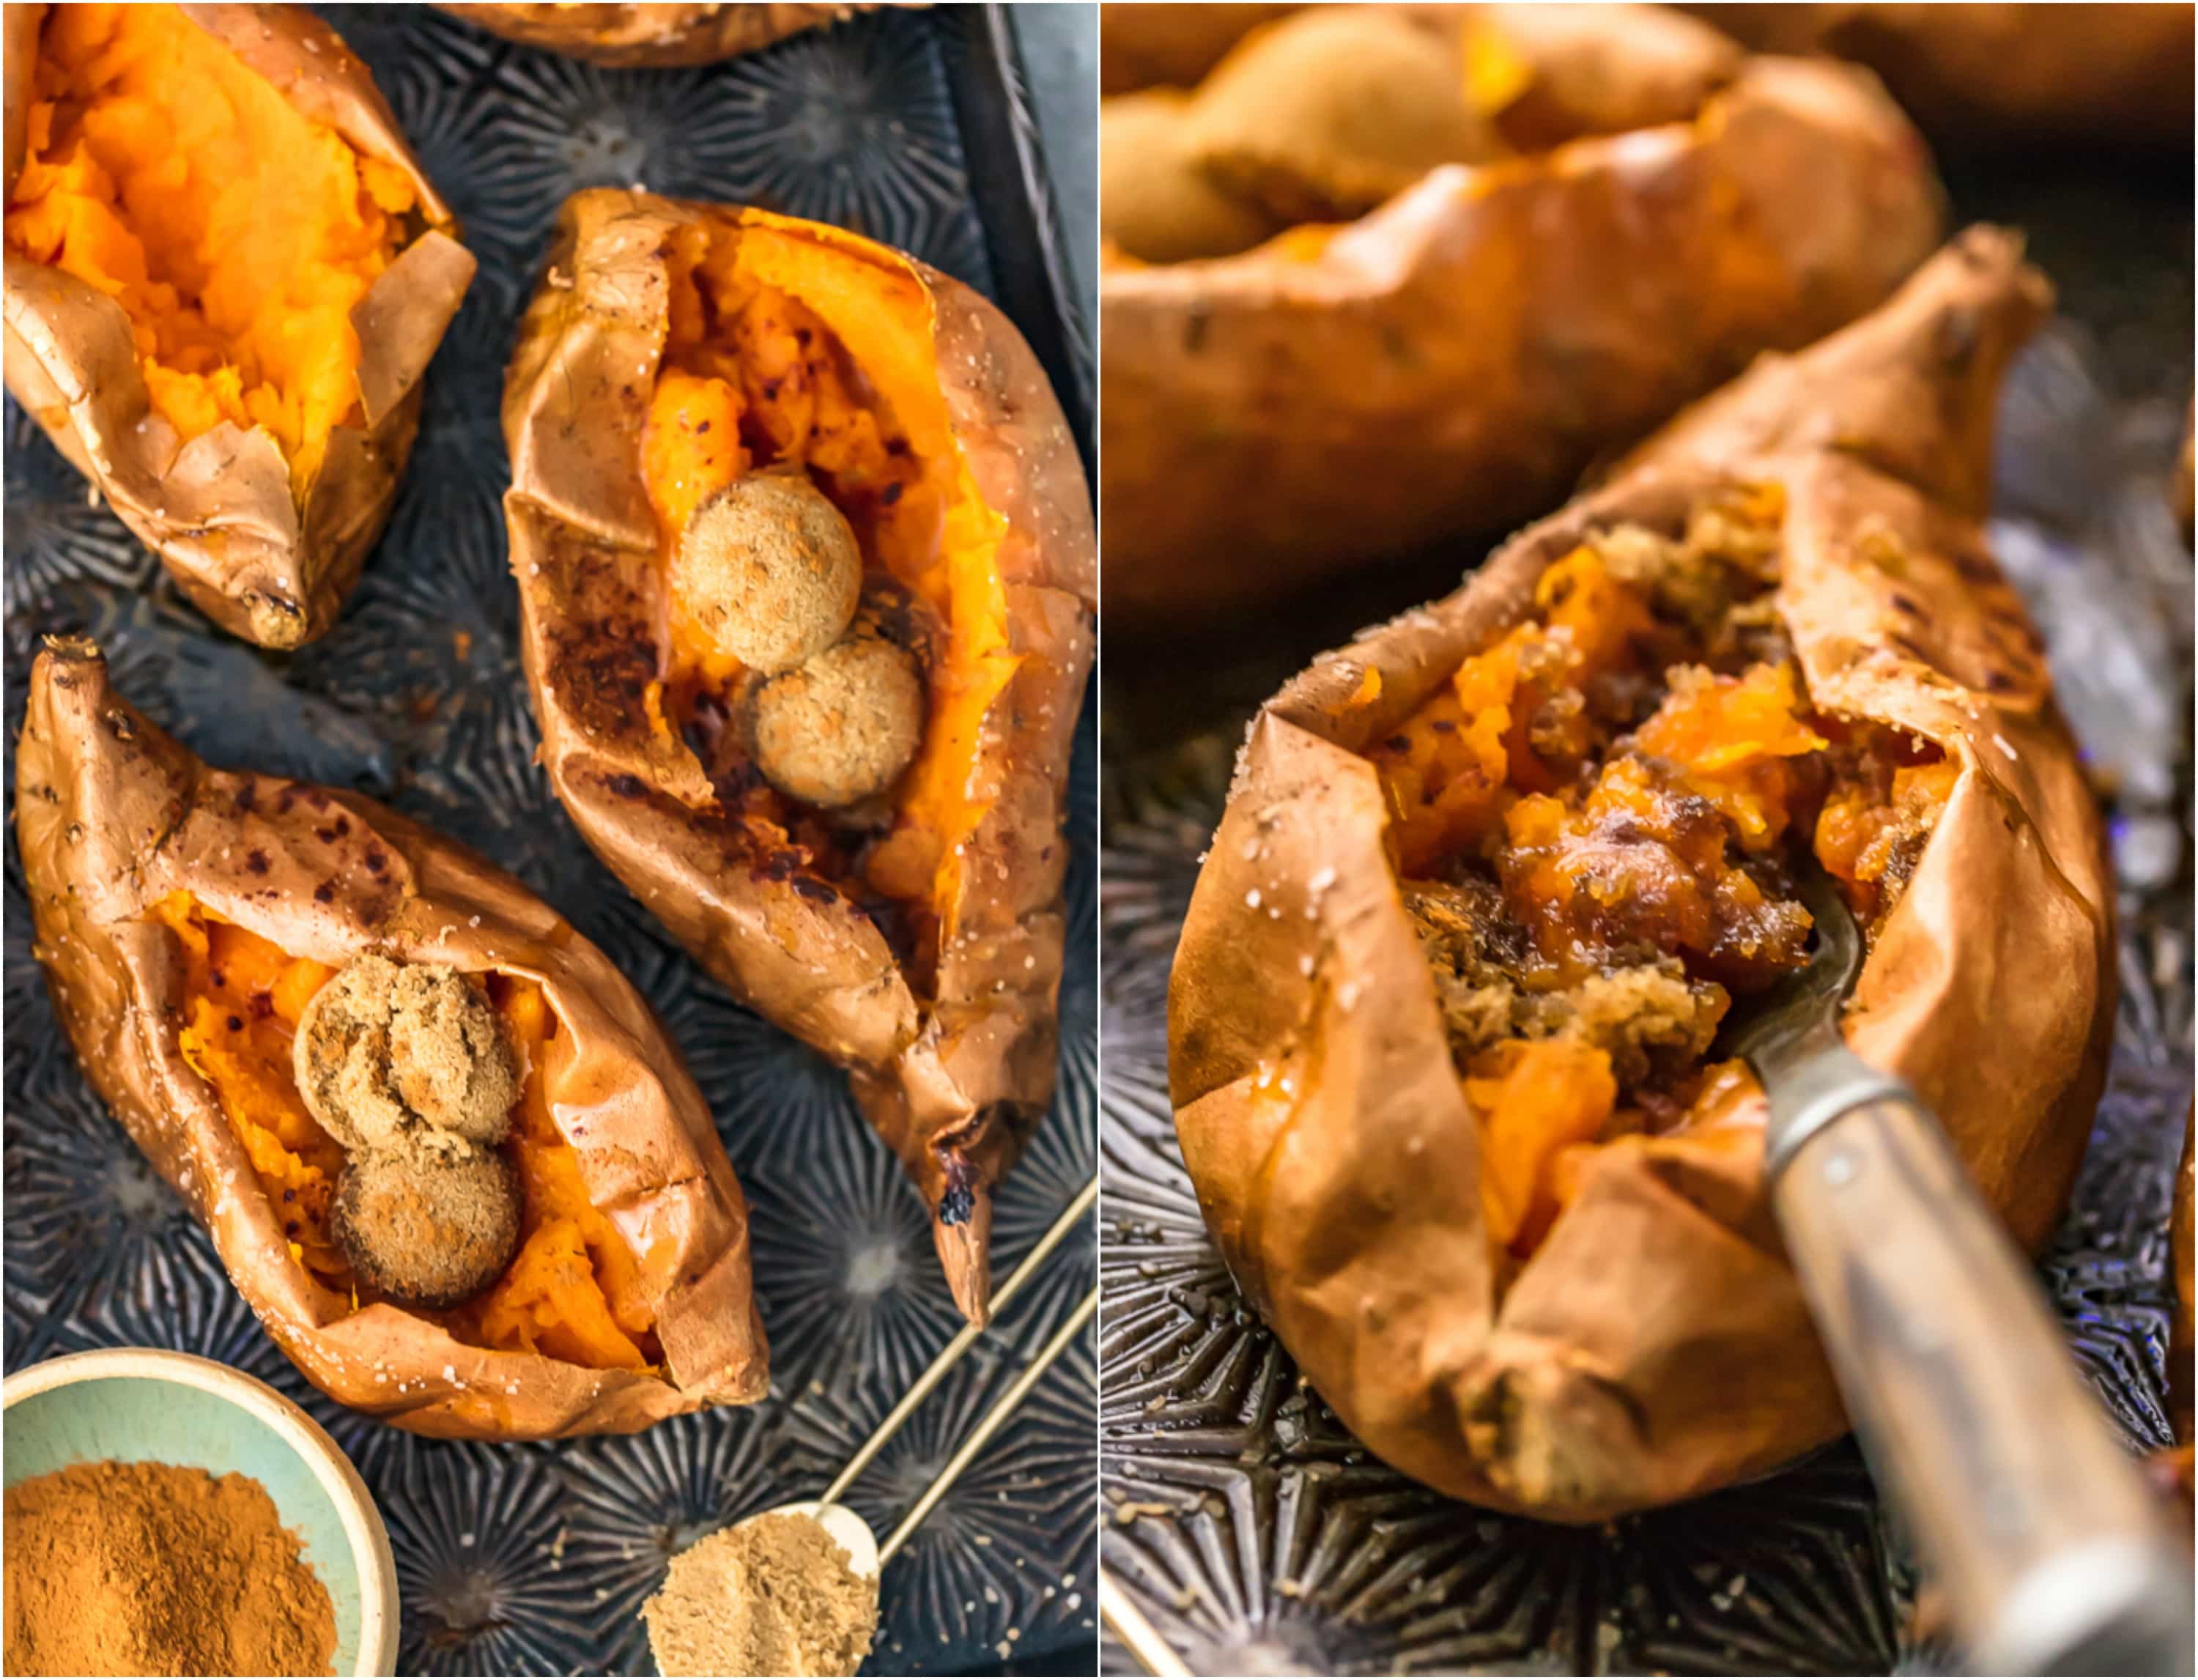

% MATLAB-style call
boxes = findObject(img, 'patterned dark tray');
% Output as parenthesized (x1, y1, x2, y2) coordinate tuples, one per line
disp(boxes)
(1097, 160, 2194, 1676)
(2, 6, 1096, 1674)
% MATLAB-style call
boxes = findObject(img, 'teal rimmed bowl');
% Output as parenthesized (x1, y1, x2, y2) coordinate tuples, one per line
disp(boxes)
(3, 1349, 397, 1676)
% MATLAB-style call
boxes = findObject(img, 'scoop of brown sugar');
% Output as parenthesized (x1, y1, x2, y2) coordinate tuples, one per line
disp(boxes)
(643, 1510, 877, 1678)
(332, 1150, 523, 1309)
(747, 629, 927, 809)
(293, 956, 518, 1163)
(676, 471, 863, 675)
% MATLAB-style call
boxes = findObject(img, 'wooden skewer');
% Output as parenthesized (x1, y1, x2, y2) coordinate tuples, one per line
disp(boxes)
(1100, 1568, 1194, 1678)
(824, 1175, 1097, 1506)
(879, 1284, 1098, 1564)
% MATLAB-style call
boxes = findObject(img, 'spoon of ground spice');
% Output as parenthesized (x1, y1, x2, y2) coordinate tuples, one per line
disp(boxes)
(645, 1183, 1097, 1677)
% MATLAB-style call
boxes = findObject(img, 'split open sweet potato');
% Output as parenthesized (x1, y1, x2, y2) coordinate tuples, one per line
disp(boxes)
(15, 640, 768, 1437)
(503, 190, 1095, 1325)
(1169, 229, 2114, 1520)
(1101, 3, 1943, 621)
(437, 3, 880, 67)
(2, 3, 474, 648)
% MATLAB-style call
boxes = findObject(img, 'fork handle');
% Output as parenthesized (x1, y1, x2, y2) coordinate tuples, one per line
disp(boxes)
(1773, 1092, 2193, 1675)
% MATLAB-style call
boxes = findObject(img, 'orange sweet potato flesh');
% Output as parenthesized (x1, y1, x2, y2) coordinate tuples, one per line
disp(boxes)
(634, 219, 1016, 986)
(1366, 500, 1947, 1273)
(149, 893, 656, 1370)
(4, 3, 418, 489)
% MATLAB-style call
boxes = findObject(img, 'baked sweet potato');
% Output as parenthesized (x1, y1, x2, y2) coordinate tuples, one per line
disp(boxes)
(1685, 4, 2195, 152)
(15, 640, 769, 1437)
(1169, 229, 2114, 1520)
(503, 189, 1095, 1325)
(1101, 6, 1943, 621)
(1100, 2, 1302, 95)
(2, 4, 475, 648)
(437, 3, 880, 67)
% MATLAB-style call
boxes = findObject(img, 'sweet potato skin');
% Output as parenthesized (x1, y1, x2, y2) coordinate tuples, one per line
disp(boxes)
(1, 4, 475, 648)
(1168, 230, 2113, 1520)
(1686, 3, 2195, 151)
(438, 3, 878, 66)
(14, 640, 769, 1438)
(1101, 54, 1942, 621)
(503, 190, 1094, 1325)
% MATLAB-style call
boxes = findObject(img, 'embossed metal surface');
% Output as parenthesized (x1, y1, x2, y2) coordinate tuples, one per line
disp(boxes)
(3, 6, 1097, 1673)
(1098, 163, 2194, 1676)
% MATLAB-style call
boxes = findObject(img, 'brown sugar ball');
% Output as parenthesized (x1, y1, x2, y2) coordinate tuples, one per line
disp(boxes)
(676, 472, 863, 675)
(294, 957, 518, 1163)
(747, 632, 927, 809)
(332, 1150, 523, 1310)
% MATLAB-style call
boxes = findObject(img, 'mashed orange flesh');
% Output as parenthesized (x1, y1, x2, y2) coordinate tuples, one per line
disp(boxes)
(1366, 495, 1953, 1257)
(151, 895, 654, 1369)
(4, 4, 418, 488)
(637, 217, 1016, 965)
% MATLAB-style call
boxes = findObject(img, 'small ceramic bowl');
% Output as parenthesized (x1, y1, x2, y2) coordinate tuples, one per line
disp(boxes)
(3, 1347, 399, 1676)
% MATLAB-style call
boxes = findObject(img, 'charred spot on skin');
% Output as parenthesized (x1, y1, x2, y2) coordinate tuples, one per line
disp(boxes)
(937, 1185, 977, 1226)
(246, 850, 271, 876)
(234, 782, 257, 814)
(793, 878, 839, 906)
(755, 848, 807, 885)
(933, 1185, 980, 1228)
(314, 882, 336, 904)
(607, 773, 648, 800)
(1183, 306, 1210, 355)
(935, 1150, 983, 1226)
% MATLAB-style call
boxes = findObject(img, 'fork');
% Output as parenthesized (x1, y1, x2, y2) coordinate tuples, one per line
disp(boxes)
(1727, 862, 2192, 1674)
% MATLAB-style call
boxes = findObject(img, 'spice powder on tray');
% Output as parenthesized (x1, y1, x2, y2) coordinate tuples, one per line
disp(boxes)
(4, 1457, 338, 1677)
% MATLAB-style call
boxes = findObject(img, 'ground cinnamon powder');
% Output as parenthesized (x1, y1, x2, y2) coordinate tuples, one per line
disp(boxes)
(4, 1457, 337, 1677)
(643, 1509, 878, 1677)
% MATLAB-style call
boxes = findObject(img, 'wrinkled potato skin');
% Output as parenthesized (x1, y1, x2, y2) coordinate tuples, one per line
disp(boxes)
(503, 190, 1095, 1325)
(1169, 231, 2114, 1521)
(1686, 3, 2194, 151)
(438, 2, 881, 67)
(1102, 55, 1942, 621)
(15, 641, 769, 1438)
(1, 4, 476, 648)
